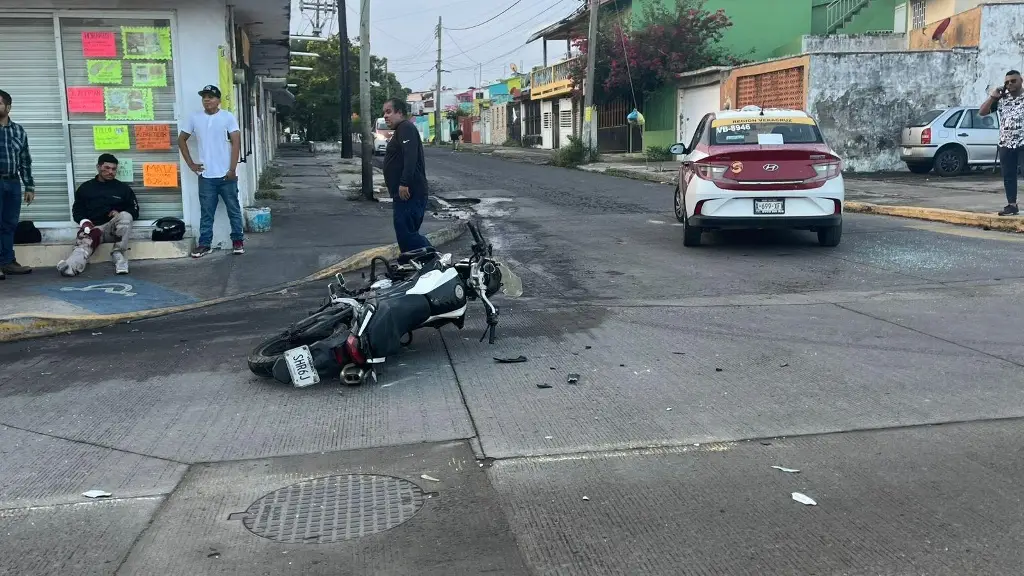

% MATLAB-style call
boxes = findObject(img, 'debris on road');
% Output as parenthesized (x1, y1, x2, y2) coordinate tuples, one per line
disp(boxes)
(666, 407, 673, 411)
(545, 436, 554, 439)
(582, 496, 590, 501)
(91, 332, 102, 336)
(567, 373, 580, 384)
(715, 368, 723, 372)
(494, 355, 528, 364)
(420, 474, 440, 482)
(536, 383, 553, 389)
(791, 492, 817, 506)
(82, 489, 112, 499)
(780, 362, 790, 368)
(772, 466, 800, 473)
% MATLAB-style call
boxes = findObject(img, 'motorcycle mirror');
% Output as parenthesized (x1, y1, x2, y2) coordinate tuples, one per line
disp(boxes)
(440, 253, 452, 266)
(335, 272, 347, 287)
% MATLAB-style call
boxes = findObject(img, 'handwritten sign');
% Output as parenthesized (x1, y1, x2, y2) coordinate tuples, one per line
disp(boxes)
(67, 87, 105, 113)
(115, 158, 134, 182)
(143, 163, 178, 187)
(87, 60, 122, 84)
(134, 124, 170, 150)
(82, 32, 117, 58)
(131, 63, 166, 87)
(93, 125, 130, 150)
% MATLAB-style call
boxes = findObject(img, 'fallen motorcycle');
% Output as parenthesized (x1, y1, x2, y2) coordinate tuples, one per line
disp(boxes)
(247, 221, 523, 387)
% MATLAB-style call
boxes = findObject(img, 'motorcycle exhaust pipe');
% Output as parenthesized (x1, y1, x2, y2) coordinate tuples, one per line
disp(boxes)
(340, 363, 369, 386)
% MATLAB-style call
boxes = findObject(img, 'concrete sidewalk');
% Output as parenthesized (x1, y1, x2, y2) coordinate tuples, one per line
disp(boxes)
(0, 146, 465, 341)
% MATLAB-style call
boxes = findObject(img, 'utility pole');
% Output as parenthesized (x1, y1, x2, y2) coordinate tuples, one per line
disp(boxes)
(384, 59, 390, 99)
(583, 0, 599, 151)
(434, 17, 442, 146)
(337, 0, 352, 158)
(359, 0, 372, 199)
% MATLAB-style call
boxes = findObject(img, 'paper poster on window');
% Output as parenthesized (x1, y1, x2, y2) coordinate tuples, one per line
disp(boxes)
(87, 60, 122, 85)
(134, 124, 171, 150)
(67, 87, 105, 113)
(104, 88, 154, 121)
(143, 163, 178, 187)
(121, 26, 172, 60)
(115, 158, 134, 182)
(93, 125, 130, 150)
(82, 32, 117, 58)
(131, 63, 167, 87)
(218, 46, 235, 113)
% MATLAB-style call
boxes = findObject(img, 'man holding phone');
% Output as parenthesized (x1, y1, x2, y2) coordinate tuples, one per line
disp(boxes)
(981, 70, 1024, 216)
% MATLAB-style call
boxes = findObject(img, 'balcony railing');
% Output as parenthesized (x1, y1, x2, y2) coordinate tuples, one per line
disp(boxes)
(530, 56, 580, 100)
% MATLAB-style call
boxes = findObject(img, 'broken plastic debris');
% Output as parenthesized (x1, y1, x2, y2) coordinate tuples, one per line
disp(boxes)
(544, 436, 554, 439)
(494, 355, 528, 364)
(536, 383, 552, 389)
(567, 373, 580, 384)
(582, 496, 590, 501)
(791, 492, 817, 506)
(92, 332, 103, 336)
(780, 362, 790, 367)
(420, 474, 440, 482)
(771, 466, 800, 473)
(715, 367, 723, 372)
(666, 407, 673, 411)
(82, 489, 112, 499)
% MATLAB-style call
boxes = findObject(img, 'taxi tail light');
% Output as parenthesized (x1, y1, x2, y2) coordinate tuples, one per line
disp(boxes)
(809, 160, 842, 182)
(693, 163, 728, 181)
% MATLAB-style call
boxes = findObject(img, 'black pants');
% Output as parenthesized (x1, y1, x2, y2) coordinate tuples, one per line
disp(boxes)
(1000, 146, 1020, 204)
(392, 194, 431, 253)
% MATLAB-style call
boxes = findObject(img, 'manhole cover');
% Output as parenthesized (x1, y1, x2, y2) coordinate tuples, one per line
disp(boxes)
(234, 474, 425, 543)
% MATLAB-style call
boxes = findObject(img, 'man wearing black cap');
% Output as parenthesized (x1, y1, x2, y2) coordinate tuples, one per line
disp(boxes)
(177, 84, 244, 258)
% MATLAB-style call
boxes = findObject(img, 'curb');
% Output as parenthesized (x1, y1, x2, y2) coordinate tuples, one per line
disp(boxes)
(844, 202, 1024, 233)
(591, 166, 676, 185)
(0, 221, 469, 343)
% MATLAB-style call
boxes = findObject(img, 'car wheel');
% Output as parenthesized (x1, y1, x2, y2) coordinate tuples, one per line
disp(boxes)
(906, 161, 933, 174)
(673, 185, 686, 223)
(817, 224, 842, 247)
(934, 147, 967, 177)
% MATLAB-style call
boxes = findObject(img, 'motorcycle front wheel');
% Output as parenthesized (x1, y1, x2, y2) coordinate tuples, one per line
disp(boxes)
(247, 305, 354, 377)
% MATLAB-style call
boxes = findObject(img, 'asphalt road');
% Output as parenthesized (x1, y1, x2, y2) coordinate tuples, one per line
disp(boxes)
(3, 148, 1024, 575)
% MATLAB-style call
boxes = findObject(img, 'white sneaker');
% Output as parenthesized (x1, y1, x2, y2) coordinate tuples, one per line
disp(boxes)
(112, 252, 129, 275)
(56, 260, 76, 277)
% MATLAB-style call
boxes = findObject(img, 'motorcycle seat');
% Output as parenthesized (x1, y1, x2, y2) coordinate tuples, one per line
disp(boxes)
(397, 246, 438, 264)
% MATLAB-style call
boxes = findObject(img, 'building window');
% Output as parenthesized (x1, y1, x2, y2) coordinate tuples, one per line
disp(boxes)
(910, 0, 926, 29)
(2, 15, 181, 226)
(61, 17, 183, 223)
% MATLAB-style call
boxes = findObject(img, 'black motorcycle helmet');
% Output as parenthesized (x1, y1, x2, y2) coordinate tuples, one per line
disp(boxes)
(152, 217, 185, 241)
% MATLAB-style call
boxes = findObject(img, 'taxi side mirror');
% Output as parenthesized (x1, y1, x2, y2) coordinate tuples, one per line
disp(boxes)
(669, 143, 688, 155)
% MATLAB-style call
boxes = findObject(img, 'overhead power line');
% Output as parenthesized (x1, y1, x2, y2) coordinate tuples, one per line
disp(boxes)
(443, 0, 524, 31)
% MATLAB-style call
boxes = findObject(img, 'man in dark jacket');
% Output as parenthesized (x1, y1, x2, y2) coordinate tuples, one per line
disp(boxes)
(382, 98, 432, 253)
(57, 153, 140, 276)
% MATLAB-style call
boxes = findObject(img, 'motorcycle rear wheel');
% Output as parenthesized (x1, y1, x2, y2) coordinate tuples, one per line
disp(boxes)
(247, 305, 354, 377)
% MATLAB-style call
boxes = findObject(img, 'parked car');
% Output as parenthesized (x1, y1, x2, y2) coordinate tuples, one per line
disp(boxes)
(900, 106, 1001, 176)
(669, 106, 844, 248)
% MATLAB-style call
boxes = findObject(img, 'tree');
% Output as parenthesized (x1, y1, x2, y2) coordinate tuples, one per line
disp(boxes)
(567, 0, 743, 104)
(283, 37, 407, 141)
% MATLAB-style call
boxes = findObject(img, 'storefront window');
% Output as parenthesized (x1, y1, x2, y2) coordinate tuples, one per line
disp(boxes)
(2, 17, 71, 222)
(60, 17, 183, 222)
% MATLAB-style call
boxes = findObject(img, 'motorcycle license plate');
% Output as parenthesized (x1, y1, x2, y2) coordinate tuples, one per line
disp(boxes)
(284, 345, 319, 388)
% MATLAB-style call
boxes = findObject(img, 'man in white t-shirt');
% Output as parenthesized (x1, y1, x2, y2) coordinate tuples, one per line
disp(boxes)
(177, 84, 244, 258)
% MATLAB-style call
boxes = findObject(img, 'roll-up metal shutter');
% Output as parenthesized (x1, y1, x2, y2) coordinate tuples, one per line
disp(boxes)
(1, 17, 72, 223)
(60, 17, 183, 221)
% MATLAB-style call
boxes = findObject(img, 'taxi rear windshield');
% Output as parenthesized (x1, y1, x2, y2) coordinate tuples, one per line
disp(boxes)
(712, 119, 824, 145)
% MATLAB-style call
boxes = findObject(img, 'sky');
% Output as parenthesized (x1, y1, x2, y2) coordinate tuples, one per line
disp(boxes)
(289, 0, 584, 92)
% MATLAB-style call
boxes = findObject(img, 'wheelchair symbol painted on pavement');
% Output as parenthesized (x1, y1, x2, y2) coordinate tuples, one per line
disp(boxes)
(60, 283, 137, 297)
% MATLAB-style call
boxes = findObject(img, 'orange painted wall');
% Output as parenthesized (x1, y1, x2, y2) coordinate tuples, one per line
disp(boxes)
(908, 5, 981, 49)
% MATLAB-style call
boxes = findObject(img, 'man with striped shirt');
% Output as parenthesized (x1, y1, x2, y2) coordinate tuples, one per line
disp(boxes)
(0, 89, 34, 279)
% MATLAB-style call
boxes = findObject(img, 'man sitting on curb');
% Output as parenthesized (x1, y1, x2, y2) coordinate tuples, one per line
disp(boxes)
(57, 153, 139, 276)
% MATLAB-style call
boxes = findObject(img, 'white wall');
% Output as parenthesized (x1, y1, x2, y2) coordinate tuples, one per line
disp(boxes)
(968, 3, 1024, 104)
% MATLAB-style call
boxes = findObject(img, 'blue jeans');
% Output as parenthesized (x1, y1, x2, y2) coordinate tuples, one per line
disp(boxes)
(197, 176, 244, 247)
(0, 179, 22, 266)
(392, 193, 431, 253)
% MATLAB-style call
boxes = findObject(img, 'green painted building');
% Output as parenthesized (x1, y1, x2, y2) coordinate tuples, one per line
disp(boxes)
(629, 0, 898, 148)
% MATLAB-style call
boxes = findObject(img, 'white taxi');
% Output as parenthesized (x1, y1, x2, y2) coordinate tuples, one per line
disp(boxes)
(670, 106, 845, 247)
